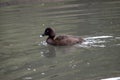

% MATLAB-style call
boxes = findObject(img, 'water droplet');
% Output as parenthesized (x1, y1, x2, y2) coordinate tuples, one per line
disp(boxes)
(42, 24, 45, 26)
(27, 68, 31, 71)
(72, 65, 77, 69)
(41, 72, 45, 75)
(40, 35, 43, 38)
(40, 52, 44, 57)
(41, 3, 45, 6)
(69, 60, 74, 63)
(87, 62, 90, 65)
(40, 51, 44, 54)
(24, 77, 32, 80)
(33, 69, 36, 72)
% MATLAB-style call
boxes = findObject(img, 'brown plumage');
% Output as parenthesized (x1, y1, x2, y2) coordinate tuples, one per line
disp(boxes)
(42, 27, 83, 46)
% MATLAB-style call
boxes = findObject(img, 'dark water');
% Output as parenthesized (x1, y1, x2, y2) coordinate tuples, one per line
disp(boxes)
(0, 0, 120, 80)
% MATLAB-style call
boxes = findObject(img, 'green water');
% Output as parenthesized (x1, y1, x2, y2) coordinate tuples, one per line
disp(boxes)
(0, 0, 120, 80)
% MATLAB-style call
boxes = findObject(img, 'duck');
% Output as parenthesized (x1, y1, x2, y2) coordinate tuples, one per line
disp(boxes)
(41, 27, 84, 46)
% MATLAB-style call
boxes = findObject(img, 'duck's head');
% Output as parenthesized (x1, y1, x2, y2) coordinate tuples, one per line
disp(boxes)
(42, 27, 55, 38)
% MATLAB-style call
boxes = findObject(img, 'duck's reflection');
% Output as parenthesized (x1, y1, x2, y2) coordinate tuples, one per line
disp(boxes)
(40, 44, 79, 58)
(41, 45, 56, 58)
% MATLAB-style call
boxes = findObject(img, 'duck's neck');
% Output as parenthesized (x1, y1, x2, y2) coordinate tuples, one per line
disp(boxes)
(47, 36, 55, 45)
(48, 35, 55, 40)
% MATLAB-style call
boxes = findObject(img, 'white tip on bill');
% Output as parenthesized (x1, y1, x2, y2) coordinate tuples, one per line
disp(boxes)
(40, 35, 43, 38)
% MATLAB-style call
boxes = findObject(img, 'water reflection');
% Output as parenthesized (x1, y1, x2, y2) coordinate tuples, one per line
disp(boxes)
(40, 45, 56, 58)
(40, 44, 77, 58)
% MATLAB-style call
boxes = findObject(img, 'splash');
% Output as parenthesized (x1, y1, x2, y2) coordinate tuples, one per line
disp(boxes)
(77, 36, 113, 48)
(39, 41, 47, 46)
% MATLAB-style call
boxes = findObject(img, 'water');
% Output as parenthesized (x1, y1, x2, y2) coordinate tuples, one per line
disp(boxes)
(0, 0, 120, 80)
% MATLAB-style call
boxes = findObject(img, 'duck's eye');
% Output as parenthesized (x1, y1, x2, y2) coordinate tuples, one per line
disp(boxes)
(46, 30, 49, 33)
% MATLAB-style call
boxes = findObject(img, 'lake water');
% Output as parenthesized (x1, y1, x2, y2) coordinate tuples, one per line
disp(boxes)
(0, 0, 120, 80)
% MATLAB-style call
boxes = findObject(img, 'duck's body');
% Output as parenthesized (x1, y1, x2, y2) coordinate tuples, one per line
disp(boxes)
(42, 27, 83, 46)
(46, 35, 83, 46)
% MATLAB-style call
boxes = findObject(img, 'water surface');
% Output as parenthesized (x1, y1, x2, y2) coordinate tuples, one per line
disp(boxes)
(0, 0, 120, 80)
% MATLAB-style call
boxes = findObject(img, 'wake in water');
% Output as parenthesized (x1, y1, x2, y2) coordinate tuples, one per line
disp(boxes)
(76, 36, 114, 48)
(101, 77, 120, 80)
